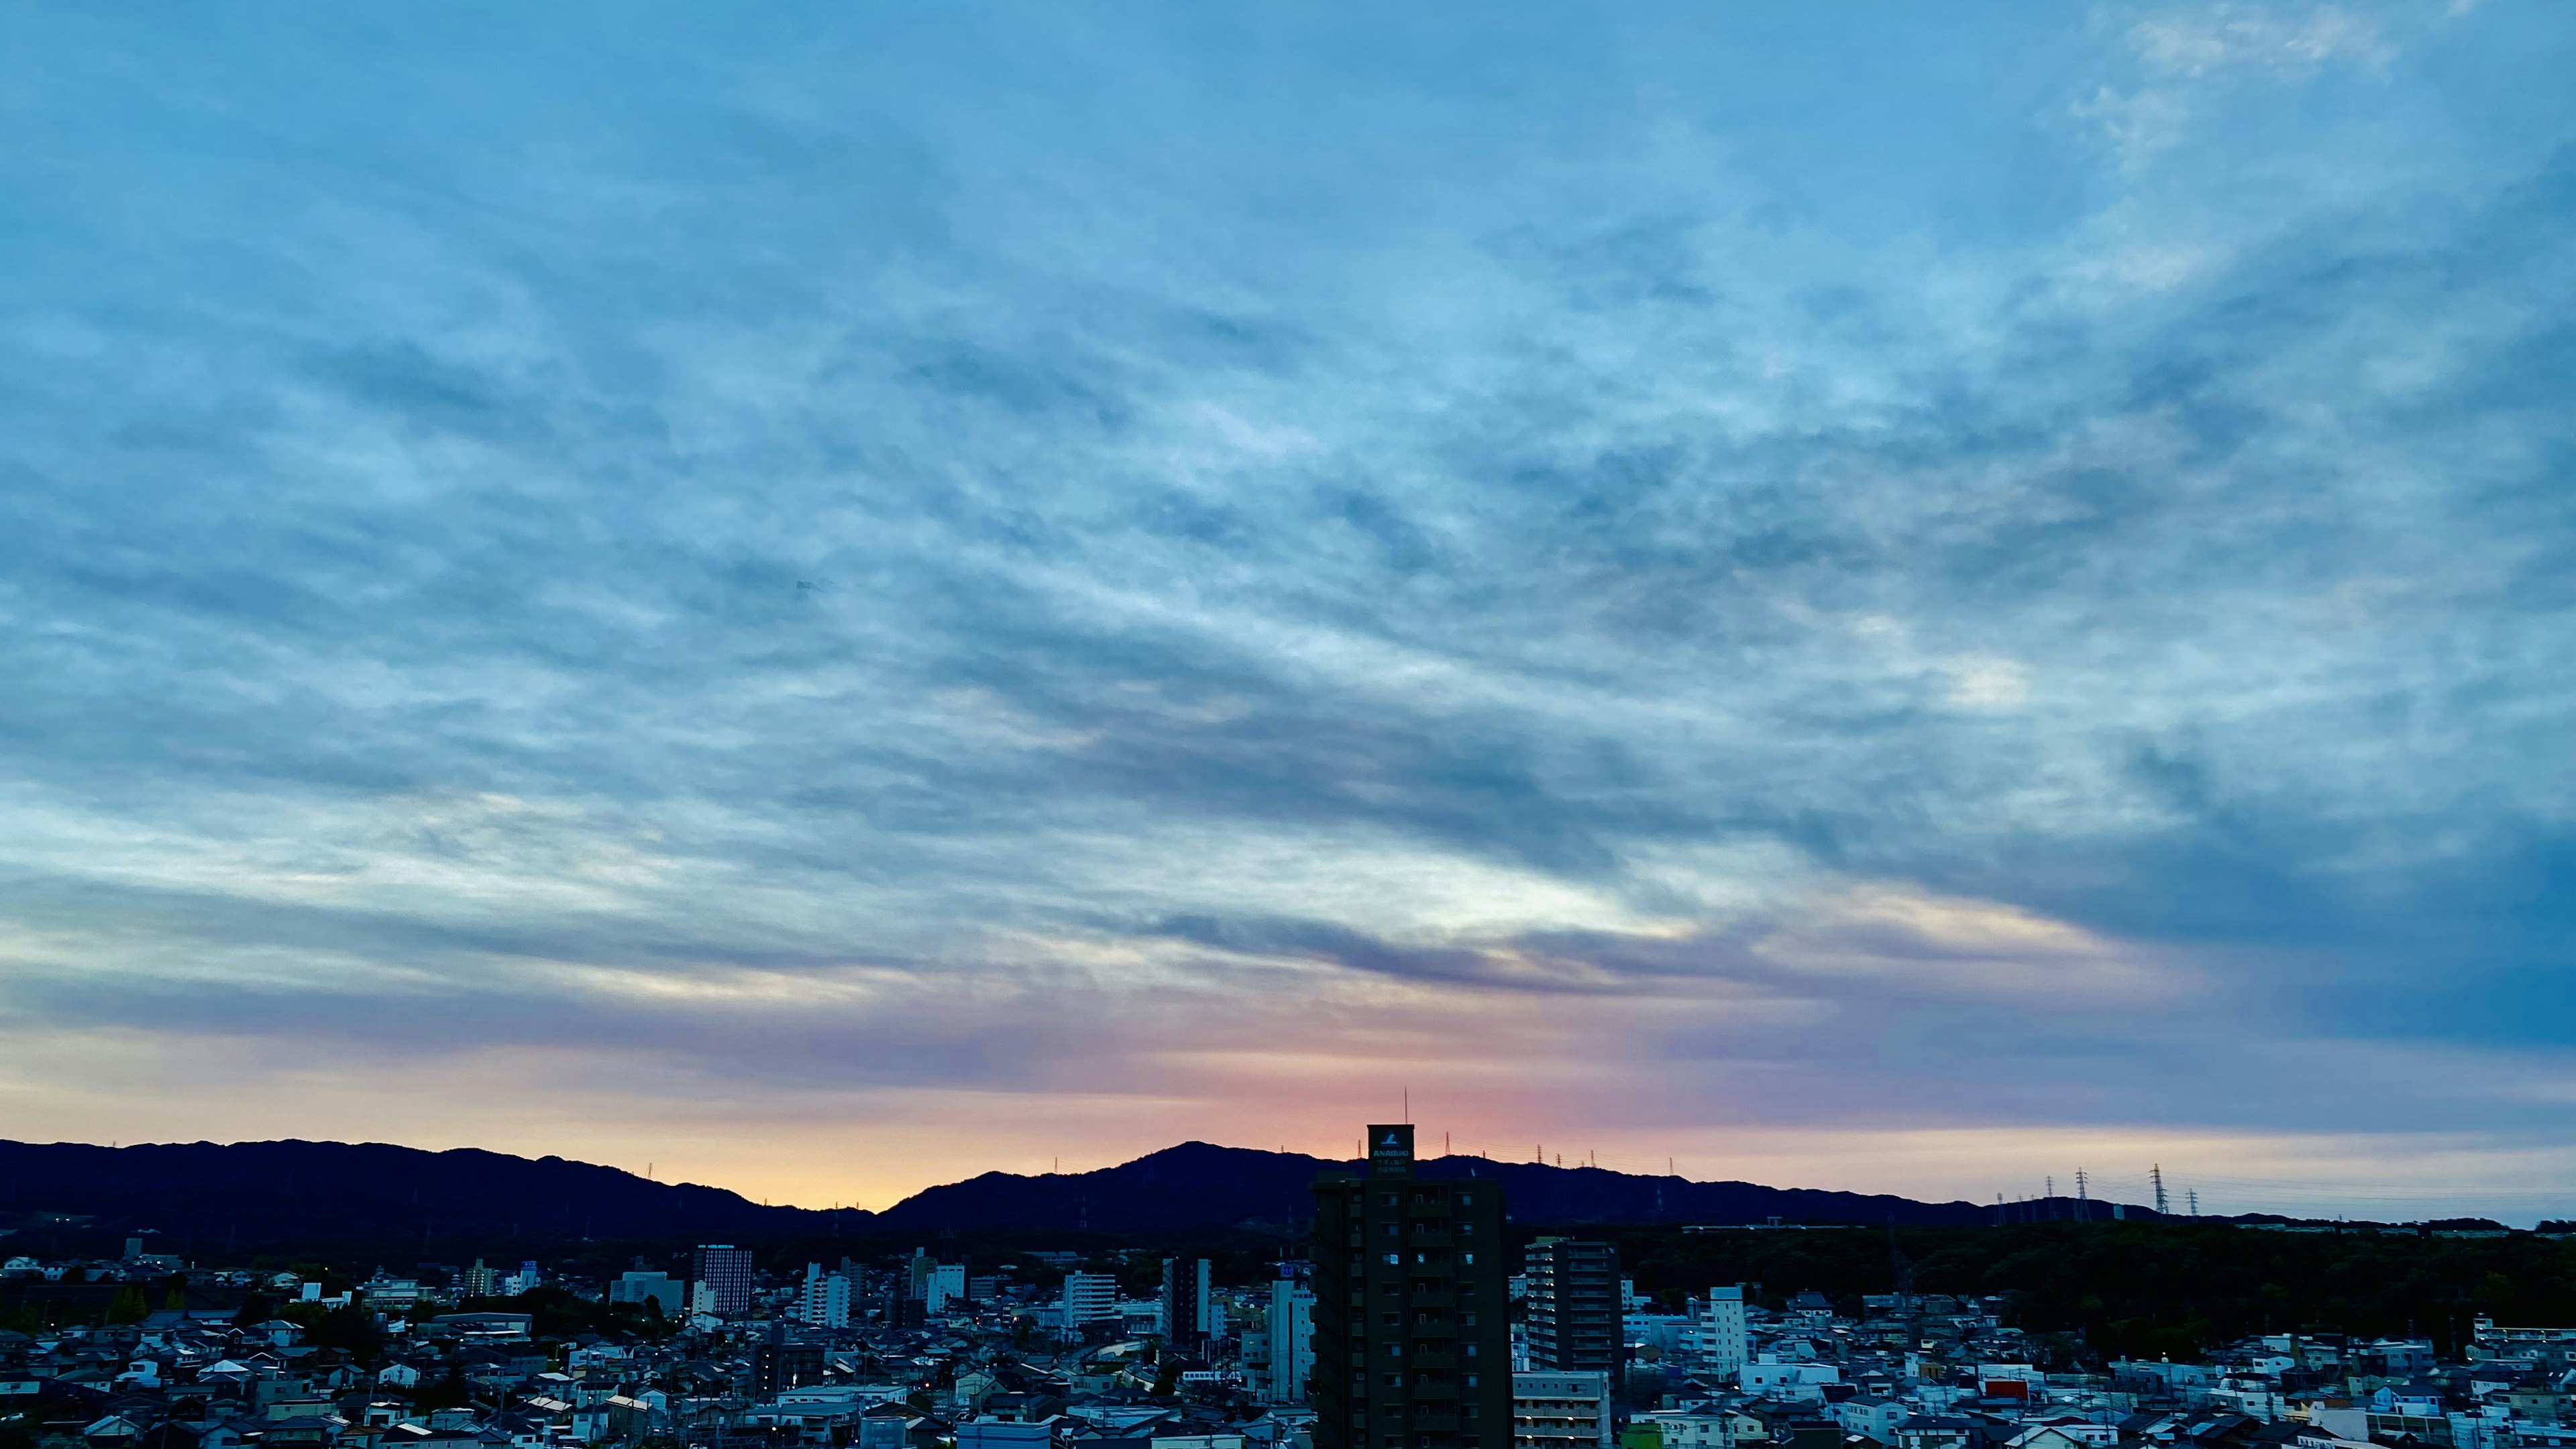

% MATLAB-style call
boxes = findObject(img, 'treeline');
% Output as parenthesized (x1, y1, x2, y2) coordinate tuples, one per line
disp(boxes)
(1606, 1221, 2576, 1362)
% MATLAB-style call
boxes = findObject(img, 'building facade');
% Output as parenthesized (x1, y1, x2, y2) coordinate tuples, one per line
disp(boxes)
(691, 1244, 755, 1317)
(1165, 1257, 1214, 1352)
(1265, 1272, 1317, 1405)
(925, 1263, 967, 1314)
(797, 1263, 851, 1328)
(1311, 1124, 1511, 1449)
(1523, 1241, 1622, 1391)
(1061, 1271, 1120, 1336)
(1513, 1371, 1613, 1449)
(1696, 1286, 1748, 1377)
(608, 1271, 686, 1316)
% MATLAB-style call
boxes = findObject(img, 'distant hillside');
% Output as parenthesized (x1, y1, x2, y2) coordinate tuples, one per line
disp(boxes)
(0, 1138, 837, 1258)
(869, 1140, 2051, 1232)
(0, 1137, 2157, 1257)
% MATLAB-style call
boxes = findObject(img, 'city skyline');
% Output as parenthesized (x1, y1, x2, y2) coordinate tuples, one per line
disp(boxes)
(2, 5, 2569, 1224)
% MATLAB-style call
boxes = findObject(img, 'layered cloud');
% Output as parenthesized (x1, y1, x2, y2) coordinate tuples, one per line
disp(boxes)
(0, 1, 2569, 1218)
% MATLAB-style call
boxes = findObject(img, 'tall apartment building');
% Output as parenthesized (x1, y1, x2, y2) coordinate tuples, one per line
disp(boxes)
(1264, 1271, 1316, 1405)
(1695, 1285, 1748, 1377)
(692, 1244, 755, 1317)
(1311, 1124, 1511, 1449)
(1513, 1371, 1614, 1449)
(1061, 1271, 1120, 1338)
(797, 1263, 851, 1328)
(1165, 1257, 1213, 1352)
(1524, 1240, 1623, 1392)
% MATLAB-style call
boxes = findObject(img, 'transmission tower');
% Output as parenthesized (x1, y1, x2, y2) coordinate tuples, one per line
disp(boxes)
(2186, 1189, 2199, 1218)
(2151, 1165, 2168, 1216)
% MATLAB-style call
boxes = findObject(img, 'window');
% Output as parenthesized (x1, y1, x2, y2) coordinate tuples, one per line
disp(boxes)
(1461, 1313, 1477, 1326)
(1385, 1375, 1406, 1388)
(1464, 1375, 1479, 1389)
(1385, 1253, 1401, 1266)
(1387, 1342, 1403, 1357)
(1460, 1252, 1475, 1265)
(1385, 1223, 1401, 1237)
(1463, 1344, 1478, 1357)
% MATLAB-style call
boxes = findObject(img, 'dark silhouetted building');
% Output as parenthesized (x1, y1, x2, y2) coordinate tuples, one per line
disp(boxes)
(755, 1336, 824, 1393)
(1165, 1256, 1212, 1351)
(1312, 1124, 1510, 1449)
(1523, 1238, 1622, 1391)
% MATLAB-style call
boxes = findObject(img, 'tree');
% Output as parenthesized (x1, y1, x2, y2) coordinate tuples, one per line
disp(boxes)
(105, 1285, 150, 1325)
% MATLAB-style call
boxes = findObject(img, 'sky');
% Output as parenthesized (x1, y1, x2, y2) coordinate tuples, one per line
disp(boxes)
(1, 2, 2570, 1223)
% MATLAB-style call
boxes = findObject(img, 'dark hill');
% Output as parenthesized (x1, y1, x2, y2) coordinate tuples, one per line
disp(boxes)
(0, 1138, 841, 1258)
(869, 1140, 2053, 1232)
(0, 1138, 2157, 1256)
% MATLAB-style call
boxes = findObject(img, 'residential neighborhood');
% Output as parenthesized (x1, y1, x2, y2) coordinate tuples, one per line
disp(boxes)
(5, 1231, 2570, 1449)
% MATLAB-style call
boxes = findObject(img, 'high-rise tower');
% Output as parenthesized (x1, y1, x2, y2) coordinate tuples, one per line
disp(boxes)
(1165, 1256, 1213, 1352)
(1311, 1125, 1511, 1449)
(1524, 1239, 1622, 1391)
(690, 1244, 755, 1316)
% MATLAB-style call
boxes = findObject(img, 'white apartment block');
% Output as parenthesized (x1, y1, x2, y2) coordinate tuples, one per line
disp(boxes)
(1693, 1285, 1748, 1376)
(797, 1264, 851, 1328)
(1061, 1271, 1120, 1336)
(1263, 1277, 1314, 1405)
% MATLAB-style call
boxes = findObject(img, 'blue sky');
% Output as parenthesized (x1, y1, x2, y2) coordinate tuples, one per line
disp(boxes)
(2, 1, 2569, 1218)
